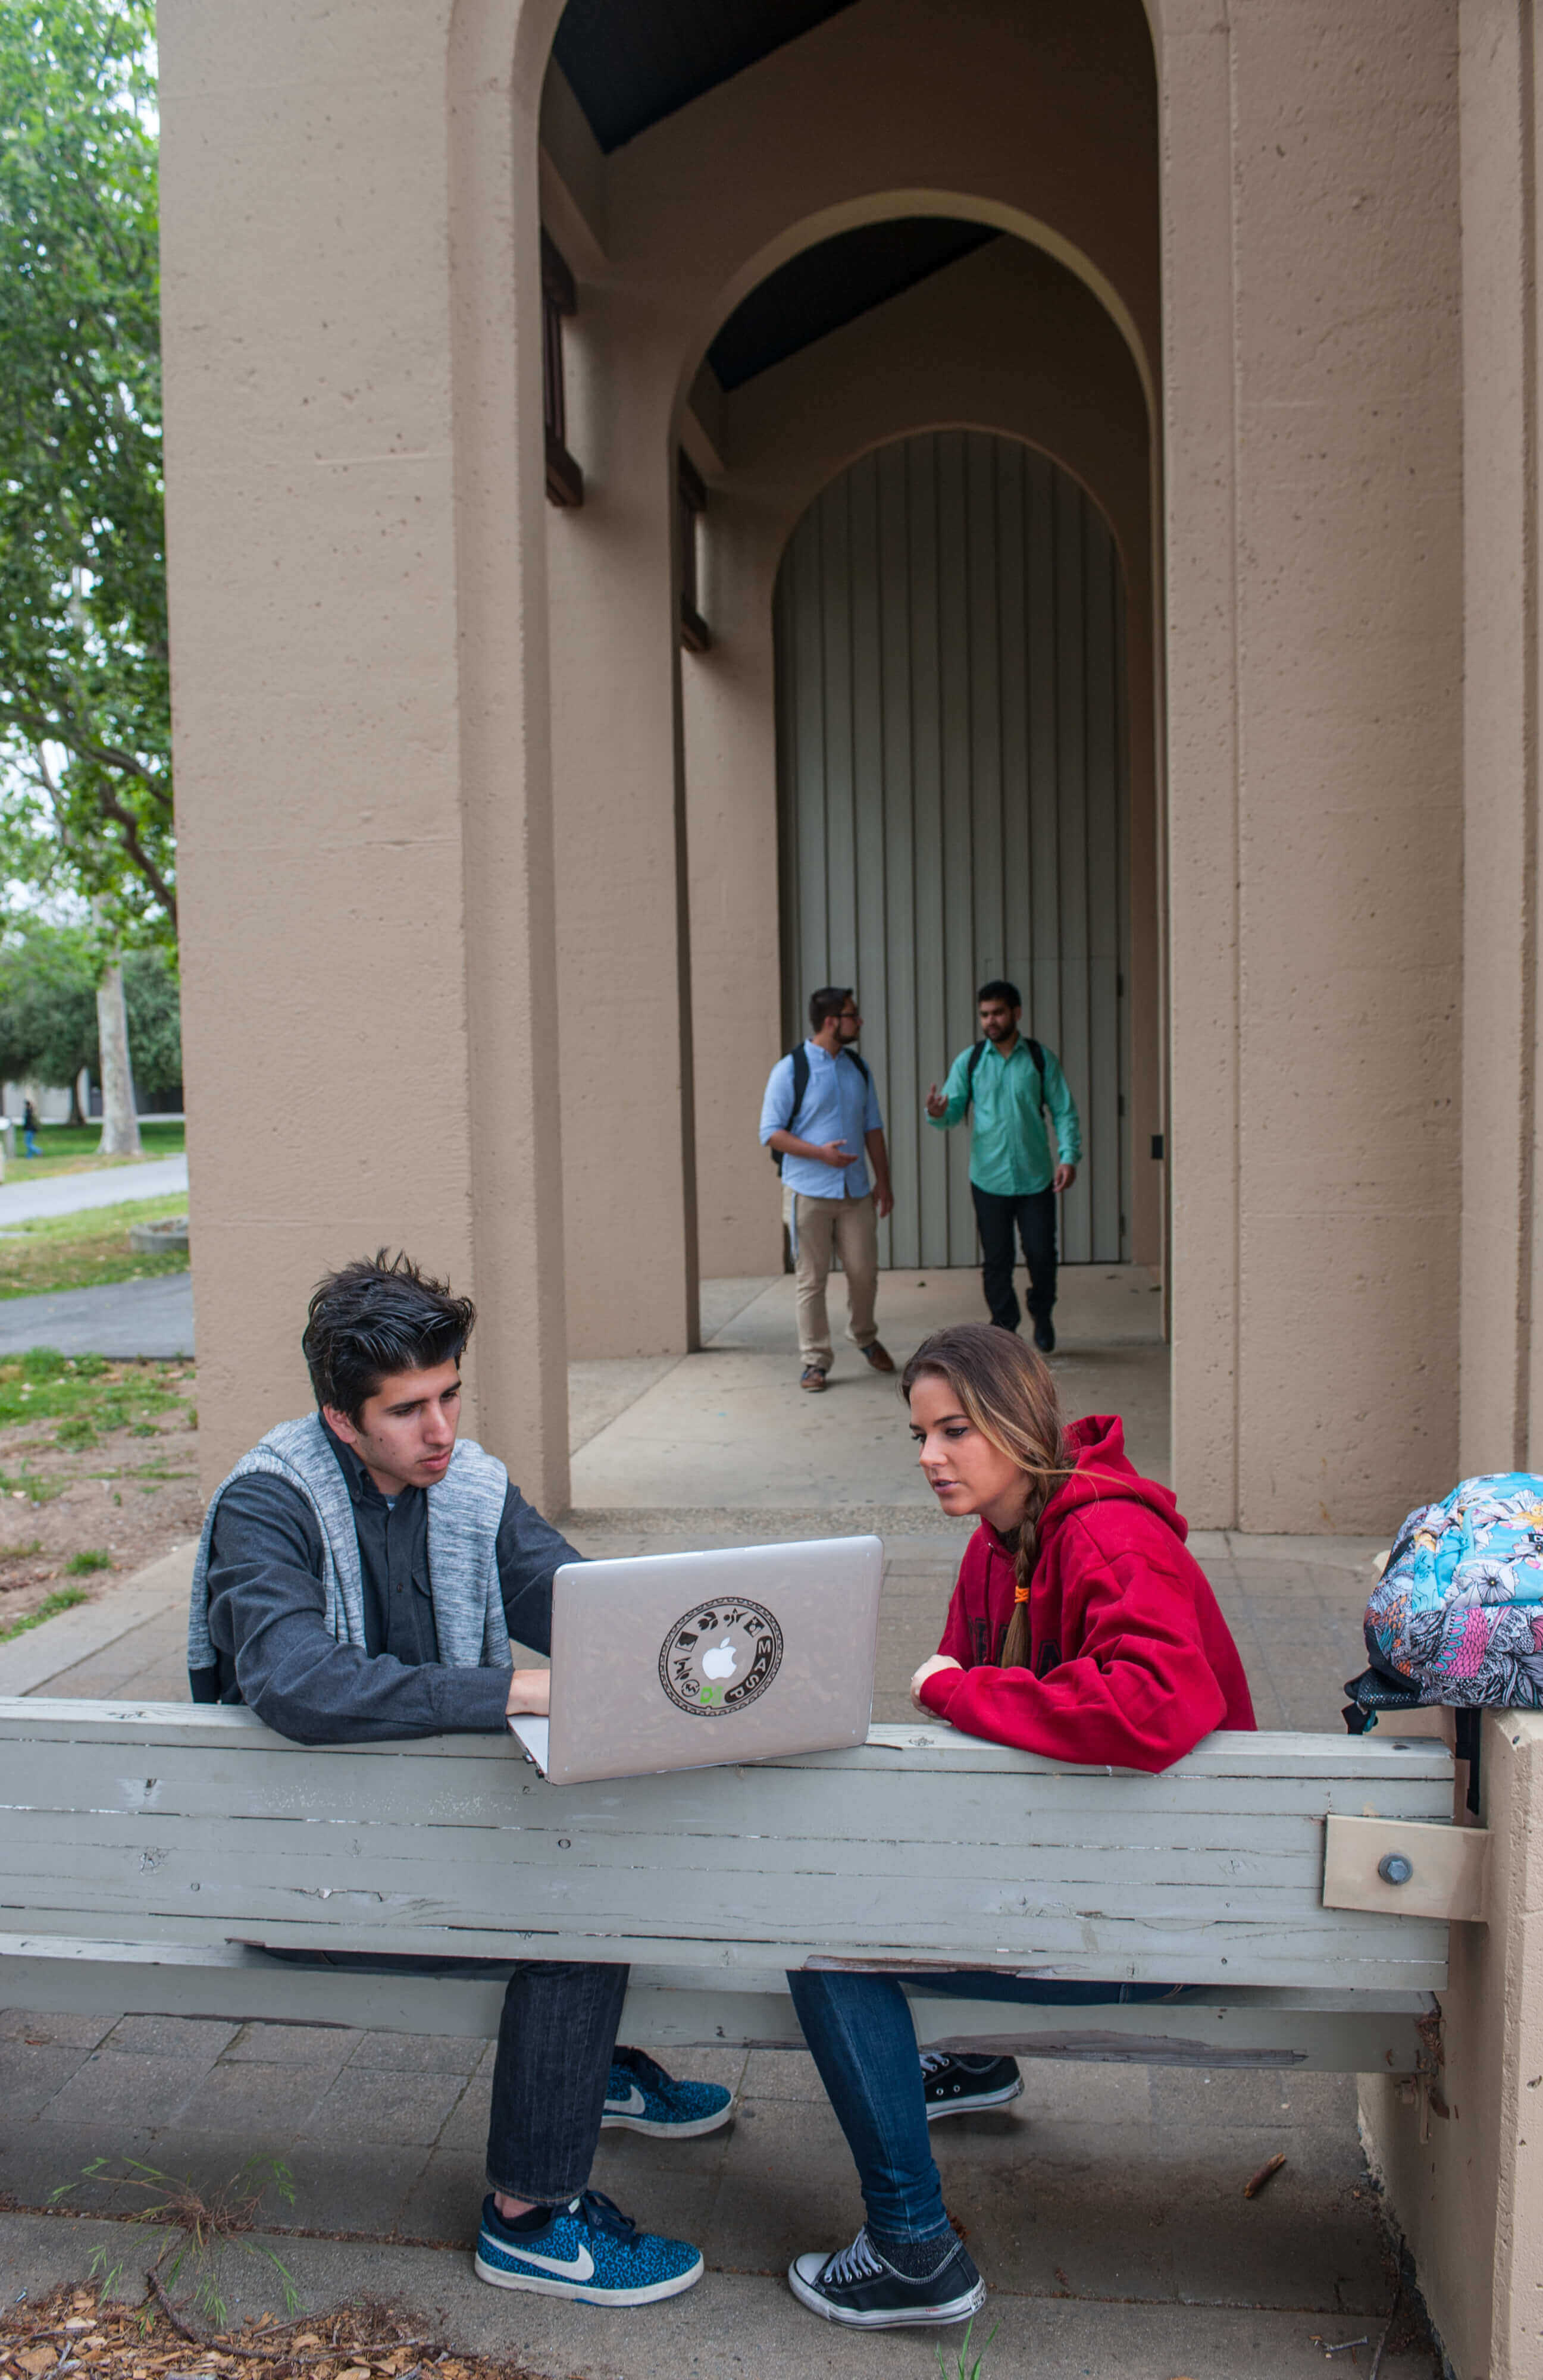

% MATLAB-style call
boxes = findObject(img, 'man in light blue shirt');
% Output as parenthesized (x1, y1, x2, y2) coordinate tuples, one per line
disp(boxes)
(759, 987, 894, 1392)
(925, 978, 1081, 1352)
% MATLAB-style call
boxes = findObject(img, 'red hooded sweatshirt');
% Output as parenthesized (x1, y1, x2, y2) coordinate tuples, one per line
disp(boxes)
(915, 1414, 1255, 1772)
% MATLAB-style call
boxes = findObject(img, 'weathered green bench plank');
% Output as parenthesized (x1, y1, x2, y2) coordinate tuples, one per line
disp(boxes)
(0, 1933, 1433, 2073)
(0, 1702, 1454, 1992)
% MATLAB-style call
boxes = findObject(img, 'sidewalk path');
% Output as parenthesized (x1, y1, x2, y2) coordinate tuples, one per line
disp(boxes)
(0, 1153, 187, 1226)
(0, 1270, 193, 1358)
(569, 1263, 1169, 1519)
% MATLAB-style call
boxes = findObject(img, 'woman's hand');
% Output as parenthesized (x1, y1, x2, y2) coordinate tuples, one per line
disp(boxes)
(505, 1667, 551, 1717)
(910, 1654, 962, 1713)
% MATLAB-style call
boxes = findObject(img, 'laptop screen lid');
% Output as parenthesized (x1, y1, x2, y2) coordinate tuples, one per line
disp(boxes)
(537, 1536, 882, 1787)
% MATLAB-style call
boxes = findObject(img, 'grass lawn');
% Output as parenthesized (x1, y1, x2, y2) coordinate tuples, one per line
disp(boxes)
(0, 1343, 190, 1443)
(0, 1191, 189, 1301)
(10, 1120, 184, 1184)
(0, 1349, 199, 1606)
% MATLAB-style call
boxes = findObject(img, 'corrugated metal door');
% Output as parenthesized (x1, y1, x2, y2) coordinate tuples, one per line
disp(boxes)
(774, 431, 1130, 1269)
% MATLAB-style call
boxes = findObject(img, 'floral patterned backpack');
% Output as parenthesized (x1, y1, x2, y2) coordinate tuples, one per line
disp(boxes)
(1354, 1472, 1543, 1712)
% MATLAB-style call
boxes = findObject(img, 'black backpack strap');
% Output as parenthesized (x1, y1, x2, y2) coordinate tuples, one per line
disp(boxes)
(968, 1034, 1047, 1116)
(965, 1038, 986, 1113)
(841, 1048, 870, 1084)
(769, 1044, 811, 1174)
(787, 1042, 810, 1126)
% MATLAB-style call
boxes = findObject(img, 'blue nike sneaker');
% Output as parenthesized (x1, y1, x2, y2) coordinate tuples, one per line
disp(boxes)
(475, 2188, 704, 2304)
(601, 2045, 735, 2140)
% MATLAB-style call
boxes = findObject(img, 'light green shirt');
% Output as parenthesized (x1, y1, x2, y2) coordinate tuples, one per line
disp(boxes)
(928, 1035, 1081, 1197)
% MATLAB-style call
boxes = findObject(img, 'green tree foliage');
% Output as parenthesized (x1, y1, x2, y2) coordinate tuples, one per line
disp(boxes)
(0, 919, 95, 1086)
(122, 941, 180, 1092)
(0, 0, 171, 939)
(0, 920, 179, 1093)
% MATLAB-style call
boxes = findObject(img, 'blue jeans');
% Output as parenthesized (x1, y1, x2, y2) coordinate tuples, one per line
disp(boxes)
(787, 1969, 1177, 2243)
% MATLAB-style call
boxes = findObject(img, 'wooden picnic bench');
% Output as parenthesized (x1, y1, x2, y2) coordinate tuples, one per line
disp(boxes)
(0, 1699, 1483, 2076)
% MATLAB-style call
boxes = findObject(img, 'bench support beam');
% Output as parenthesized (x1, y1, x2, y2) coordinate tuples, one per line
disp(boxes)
(0, 1936, 1432, 2074)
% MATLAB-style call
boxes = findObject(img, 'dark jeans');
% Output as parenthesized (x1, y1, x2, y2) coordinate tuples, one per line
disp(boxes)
(787, 1969, 1178, 2243)
(256, 1947, 629, 2205)
(487, 1958, 631, 2201)
(971, 1183, 1057, 1333)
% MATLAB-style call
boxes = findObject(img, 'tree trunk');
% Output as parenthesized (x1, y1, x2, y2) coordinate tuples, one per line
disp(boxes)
(95, 960, 142, 1156)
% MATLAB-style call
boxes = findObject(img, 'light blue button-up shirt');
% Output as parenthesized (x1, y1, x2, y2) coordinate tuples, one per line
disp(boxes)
(759, 1042, 884, 1200)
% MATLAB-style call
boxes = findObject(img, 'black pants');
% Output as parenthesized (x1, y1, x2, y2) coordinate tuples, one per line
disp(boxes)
(486, 1959, 632, 2201)
(971, 1183, 1057, 1333)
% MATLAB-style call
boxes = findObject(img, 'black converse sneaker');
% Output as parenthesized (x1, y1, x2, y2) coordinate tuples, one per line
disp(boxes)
(921, 2051, 1024, 2119)
(787, 2225, 986, 2328)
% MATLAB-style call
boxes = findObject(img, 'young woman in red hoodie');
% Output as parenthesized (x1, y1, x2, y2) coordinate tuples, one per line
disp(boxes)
(785, 1323, 1256, 2333)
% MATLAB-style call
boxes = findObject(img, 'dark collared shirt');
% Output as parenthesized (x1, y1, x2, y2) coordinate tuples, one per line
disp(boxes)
(201, 1422, 579, 1744)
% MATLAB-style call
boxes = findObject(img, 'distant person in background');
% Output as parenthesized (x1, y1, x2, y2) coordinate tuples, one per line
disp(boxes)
(925, 981, 1080, 1353)
(759, 988, 895, 1392)
(22, 1099, 39, 1159)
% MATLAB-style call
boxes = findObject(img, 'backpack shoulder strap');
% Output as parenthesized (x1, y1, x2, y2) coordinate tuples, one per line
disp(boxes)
(787, 1042, 810, 1125)
(965, 1038, 986, 1113)
(769, 1044, 810, 1176)
(1027, 1036, 1045, 1085)
(841, 1048, 870, 1083)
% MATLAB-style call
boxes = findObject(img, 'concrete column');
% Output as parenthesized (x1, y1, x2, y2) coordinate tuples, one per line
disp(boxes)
(547, 286, 700, 1359)
(1362, 1712, 1543, 2379)
(1165, 0, 1463, 1529)
(1457, 0, 1543, 1477)
(1162, 0, 1245, 1526)
(679, 493, 787, 1283)
(161, 0, 571, 1508)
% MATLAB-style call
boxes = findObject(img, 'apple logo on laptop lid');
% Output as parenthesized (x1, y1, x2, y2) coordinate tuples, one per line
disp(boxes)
(659, 1599, 784, 1717)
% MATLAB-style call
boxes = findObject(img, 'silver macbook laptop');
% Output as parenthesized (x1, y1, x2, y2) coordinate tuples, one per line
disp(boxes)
(510, 1535, 883, 1786)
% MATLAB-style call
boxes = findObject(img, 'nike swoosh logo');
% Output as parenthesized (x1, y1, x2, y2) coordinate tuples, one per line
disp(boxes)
(605, 2083, 647, 2116)
(499, 2240, 595, 2281)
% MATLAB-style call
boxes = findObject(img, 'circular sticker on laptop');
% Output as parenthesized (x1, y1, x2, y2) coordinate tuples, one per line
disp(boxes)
(658, 1599, 784, 1718)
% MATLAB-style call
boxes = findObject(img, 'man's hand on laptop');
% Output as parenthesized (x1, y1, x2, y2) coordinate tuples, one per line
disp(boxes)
(505, 1668, 552, 1717)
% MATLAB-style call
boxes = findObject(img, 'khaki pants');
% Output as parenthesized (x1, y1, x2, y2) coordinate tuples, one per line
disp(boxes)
(785, 1188, 879, 1370)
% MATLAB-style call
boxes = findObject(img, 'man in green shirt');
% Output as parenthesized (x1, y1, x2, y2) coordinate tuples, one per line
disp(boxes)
(925, 979, 1081, 1352)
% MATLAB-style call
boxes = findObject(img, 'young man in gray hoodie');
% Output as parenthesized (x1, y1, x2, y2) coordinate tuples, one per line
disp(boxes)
(190, 1250, 730, 2306)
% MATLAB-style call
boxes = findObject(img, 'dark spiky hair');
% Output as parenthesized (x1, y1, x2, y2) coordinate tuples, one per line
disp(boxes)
(302, 1249, 475, 1420)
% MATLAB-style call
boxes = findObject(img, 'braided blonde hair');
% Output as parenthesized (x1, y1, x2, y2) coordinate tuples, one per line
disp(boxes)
(901, 1323, 1069, 1670)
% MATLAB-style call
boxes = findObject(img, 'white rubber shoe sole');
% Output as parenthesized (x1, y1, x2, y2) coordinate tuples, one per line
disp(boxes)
(787, 2255, 986, 2328)
(474, 2248, 704, 2306)
(925, 2074, 1025, 2121)
(600, 2102, 734, 2140)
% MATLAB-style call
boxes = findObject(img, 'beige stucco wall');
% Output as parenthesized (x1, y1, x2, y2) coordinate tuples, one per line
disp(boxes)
(546, 284, 700, 1360)
(1162, 0, 1463, 1530)
(161, 0, 573, 1505)
(683, 236, 1161, 1280)
(1456, 0, 1541, 1482)
(162, 0, 1473, 1530)
(1362, 1714, 1543, 2379)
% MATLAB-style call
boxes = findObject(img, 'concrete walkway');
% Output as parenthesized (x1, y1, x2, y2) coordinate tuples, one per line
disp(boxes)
(0, 1154, 187, 1227)
(0, 1271, 193, 1358)
(0, 1272, 1431, 2373)
(570, 1263, 1169, 1530)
